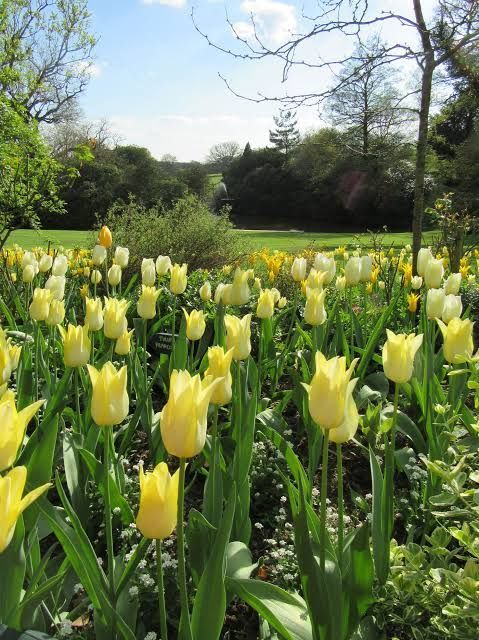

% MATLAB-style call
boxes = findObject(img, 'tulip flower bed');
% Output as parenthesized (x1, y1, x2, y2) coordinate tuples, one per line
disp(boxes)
(1, 230, 479, 640)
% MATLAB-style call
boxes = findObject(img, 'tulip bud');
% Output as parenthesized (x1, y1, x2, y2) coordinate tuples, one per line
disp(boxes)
(199, 281, 212, 302)
(278, 296, 287, 309)
(378, 281, 386, 290)
(160, 370, 220, 458)
(344, 257, 361, 286)
(46, 299, 65, 326)
(426, 288, 445, 319)
(108, 264, 122, 287)
(87, 361, 129, 426)
(137, 285, 160, 320)
(136, 462, 179, 540)
(205, 346, 235, 405)
(424, 258, 444, 289)
(58, 324, 91, 368)
(0, 467, 50, 553)
(84, 266, 91, 278)
(411, 276, 423, 290)
(360, 255, 373, 282)
(91, 269, 102, 285)
(302, 353, 358, 431)
(382, 329, 423, 384)
(141, 258, 156, 286)
(45, 275, 66, 301)
(183, 309, 206, 341)
(38, 254, 53, 273)
(253, 277, 262, 291)
(0, 332, 12, 385)
(0, 390, 44, 471)
(10, 272, 17, 283)
(156, 255, 172, 276)
(305, 268, 327, 290)
(437, 317, 474, 363)
(444, 273, 461, 295)
(407, 292, 420, 313)
(214, 283, 226, 304)
(304, 287, 327, 326)
(52, 254, 68, 276)
(85, 297, 104, 332)
(8, 344, 22, 371)
(256, 289, 275, 319)
(92, 245, 107, 267)
(224, 313, 252, 361)
(291, 257, 307, 282)
(98, 225, 112, 248)
(170, 263, 188, 295)
(442, 294, 462, 324)
(114, 246, 129, 269)
(104, 298, 129, 339)
(21, 251, 37, 270)
(417, 248, 433, 277)
(335, 276, 346, 291)
(115, 329, 134, 356)
(29, 288, 52, 322)
(22, 264, 36, 283)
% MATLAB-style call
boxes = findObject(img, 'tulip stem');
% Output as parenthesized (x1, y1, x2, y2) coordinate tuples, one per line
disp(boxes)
(171, 295, 177, 354)
(143, 319, 148, 385)
(74, 368, 82, 433)
(34, 321, 39, 402)
(177, 457, 192, 637)
(156, 539, 168, 640)
(274, 284, 299, 391)
(349, 287, 354, 362)
(320, 428, 330, 573)
(384, 384, 400, 540)
(337, 443, 344, 573)
(103, 427, 116, 638)
(257, 320, 264, 405)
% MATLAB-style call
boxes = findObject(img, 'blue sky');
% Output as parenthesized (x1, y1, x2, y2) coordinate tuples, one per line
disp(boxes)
(81, 0, 436, 161)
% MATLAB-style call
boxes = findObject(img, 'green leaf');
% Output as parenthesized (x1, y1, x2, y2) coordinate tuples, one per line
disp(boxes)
(225, 542, 258, 580)
(381, 408, 427, 454)
(191, 484, 236, 640)
(0, 517, 26, 625)
(0, 626, 55, 639)
(369, 448, 388, 585)
(357, 294, 399, 380)
(225, 577, 313, 640)
(185, 509, 216, 587)
(343, 525, 374, 638)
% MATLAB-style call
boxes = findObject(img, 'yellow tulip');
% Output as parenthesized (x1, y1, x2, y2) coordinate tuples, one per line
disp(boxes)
(141, 258, 156, 286)
(0, 390, 44, 471)
(278, 296, 287, 309)
(0, 330, 12, 385)
(22, 264, 36, 283)
(291, 257, 307, 282)
(224, 313, 252, 361)
(90, 269, 102, 284)
(304, 287, 327, 326)
(98, 225, 112, 249)
(115, 329, 134, 356)
(87, 361, 129, 426)
(103, 298, 129, 339)
(302, 353, 358, 430)
(160, 370, 220, 458)
(108, 264, 122, 287)
(205, 346, 234, 405)
(305, 268, 327, 291)
(344, 257, 361, 286)
(0, 466, 51, 553)
(156, 255, 172, 276)
(136, 462, 179, 540)
(85, 297, 104, 332)
(92, 245, 107, 266)
(114, 246, 130, 269)
(424, 258, 444, 289)
(46, 299, 65, 326)
(335, 275, 346, 291)
(170, 263, 188, 295)
(8, 343, 22, 371)
(437, 317, 474, 364)
(183, 309, 206, 341)
(407, 293, 420, 313)
(229, 267, 252, 306)
(58, 324, 91, 368)
(29, 288, 52, 322)
(382, 329, 423, 383)
(199, 281, 212, 302)
(256, 289, 275, 319)
(137, 285, 160, 320)
(328, 388, 359, 444)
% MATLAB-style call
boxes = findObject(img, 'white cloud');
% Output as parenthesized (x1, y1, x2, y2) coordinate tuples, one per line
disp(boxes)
(76, 60, 105, 78)
(141, 0, 186, 7)
(233, 0, 296, 45)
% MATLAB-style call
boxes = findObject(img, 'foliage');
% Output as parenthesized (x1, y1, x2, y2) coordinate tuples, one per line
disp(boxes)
(0, 97, 65, 247)
(104, 194, 249, 272)
(269, 109, 300, 155)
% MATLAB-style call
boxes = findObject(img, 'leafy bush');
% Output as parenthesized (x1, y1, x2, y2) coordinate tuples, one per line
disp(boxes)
(104, 193, 249, 272)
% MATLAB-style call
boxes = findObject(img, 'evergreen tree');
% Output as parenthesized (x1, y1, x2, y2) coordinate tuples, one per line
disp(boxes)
(269, 110, 300, 154)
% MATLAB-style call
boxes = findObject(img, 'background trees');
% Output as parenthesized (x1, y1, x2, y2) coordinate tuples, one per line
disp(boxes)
(205, 141, 241, 173)
(269, 110, 300, 155)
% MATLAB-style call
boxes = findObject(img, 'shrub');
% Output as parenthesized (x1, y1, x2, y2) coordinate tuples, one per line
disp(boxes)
(104, 194, 249, 273)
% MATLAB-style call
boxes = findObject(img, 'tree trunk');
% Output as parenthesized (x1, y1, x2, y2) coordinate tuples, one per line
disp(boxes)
(412, 57, 434, 274)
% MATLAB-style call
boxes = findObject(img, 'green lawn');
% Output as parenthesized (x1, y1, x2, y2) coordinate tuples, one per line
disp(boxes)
(4, 228, 436, 252)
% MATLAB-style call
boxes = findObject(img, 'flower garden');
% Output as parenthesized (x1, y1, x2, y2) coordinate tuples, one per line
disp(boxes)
(1, 227, 479, 640)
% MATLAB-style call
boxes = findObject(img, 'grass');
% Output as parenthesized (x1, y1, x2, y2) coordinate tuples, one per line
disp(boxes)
(4, 228, 436, 252)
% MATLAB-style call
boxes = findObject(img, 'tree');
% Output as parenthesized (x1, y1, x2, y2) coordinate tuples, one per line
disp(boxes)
(0, 0, 97, 123)
(327, 36, 411, 157)
(194, 0, 479, 269)
(0, 97, 64, 246)
(269, 109, 300, 154)
(206, 141, 241, 172)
